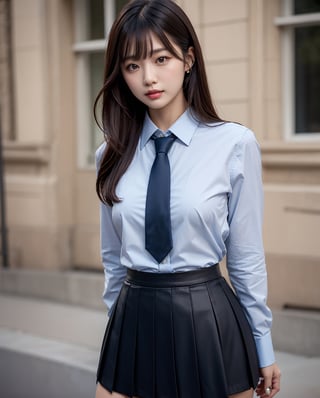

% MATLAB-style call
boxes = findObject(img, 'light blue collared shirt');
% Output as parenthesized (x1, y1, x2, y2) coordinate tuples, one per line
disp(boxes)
(96, 109, 275, 368)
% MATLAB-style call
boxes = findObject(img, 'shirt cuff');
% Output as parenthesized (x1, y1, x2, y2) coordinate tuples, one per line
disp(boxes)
(254, 331, 276, 368)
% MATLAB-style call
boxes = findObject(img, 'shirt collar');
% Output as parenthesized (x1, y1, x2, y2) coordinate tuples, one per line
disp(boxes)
(140, 108, 199, 149)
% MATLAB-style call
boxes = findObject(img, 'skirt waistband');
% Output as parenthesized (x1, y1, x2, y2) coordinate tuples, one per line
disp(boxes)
(126, 264, 221, 288)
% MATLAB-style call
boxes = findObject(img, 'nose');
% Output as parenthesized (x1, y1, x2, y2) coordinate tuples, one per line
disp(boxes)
(143, 64, 157, 86)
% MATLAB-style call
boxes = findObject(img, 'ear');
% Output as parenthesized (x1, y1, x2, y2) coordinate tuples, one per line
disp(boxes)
(184, 46, 195, 72)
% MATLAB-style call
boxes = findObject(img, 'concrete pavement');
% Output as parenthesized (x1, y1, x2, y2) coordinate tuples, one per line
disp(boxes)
(273, 351, 320, 397)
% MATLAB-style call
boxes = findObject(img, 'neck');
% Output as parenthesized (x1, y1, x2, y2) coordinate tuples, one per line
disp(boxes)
(148, 101, 187, 131)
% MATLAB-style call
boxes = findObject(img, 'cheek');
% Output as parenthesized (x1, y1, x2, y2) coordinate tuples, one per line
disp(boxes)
(166, 64, 186, 83)
(166, 71, 185, 90)
(123, 75, 140, 94)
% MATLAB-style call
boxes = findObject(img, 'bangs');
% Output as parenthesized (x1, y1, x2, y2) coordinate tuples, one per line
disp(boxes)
(120, 23, 183, 62)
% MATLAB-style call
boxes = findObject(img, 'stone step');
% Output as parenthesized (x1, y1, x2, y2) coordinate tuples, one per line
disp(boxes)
(0, 327, 98, 398)
(0, 268, 105, 311)
(0, 294, 107, 349)
(0, 293, 106, 397)
(272, 308, 320, 357)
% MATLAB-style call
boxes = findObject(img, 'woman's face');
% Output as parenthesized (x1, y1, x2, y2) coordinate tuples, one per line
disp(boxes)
(121, 32, 194, 123)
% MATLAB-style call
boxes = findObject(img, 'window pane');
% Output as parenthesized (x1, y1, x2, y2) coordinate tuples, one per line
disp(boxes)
(294, 0, 320, 14)
(90, 0, 105, 40)
(89, 52, 105, 163)
(295, 26, 320, 133)
(115, 0, 129, 16)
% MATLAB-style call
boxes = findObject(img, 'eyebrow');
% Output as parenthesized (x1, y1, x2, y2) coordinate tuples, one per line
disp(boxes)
(123, 47, 169, 61)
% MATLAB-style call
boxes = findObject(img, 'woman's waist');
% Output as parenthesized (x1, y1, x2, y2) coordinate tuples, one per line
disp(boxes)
(125, 263, 221, 288)
(121, 253, 223, 274)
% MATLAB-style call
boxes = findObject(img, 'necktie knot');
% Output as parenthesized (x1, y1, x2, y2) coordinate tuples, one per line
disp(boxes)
(154, 135, 176, 154)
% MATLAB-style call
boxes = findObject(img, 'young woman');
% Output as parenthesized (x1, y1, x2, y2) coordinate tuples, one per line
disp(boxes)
(94, 1, 281, 397)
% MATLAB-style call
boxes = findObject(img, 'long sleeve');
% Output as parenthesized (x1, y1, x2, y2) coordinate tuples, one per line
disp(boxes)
(100, 203, 127, 315)
(225, 129, 275, 368)
(96, 144, 127, 316)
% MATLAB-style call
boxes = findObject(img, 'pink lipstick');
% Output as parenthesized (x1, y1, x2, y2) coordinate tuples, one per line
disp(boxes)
(145, 90, 163, 100)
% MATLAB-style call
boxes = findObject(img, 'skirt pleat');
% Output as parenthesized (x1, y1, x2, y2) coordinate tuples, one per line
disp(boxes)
(97, 284, 129, 392)
(190, 283, 228, 397)
(113, 286, 140, 396)
(154, 288, 179, 398)
(219, 279, 260, 391)
(96, 266, 260, 398)
(135, 287, 156, 398)
(206, 278, 260, 394)
(171, 286, 202, 398)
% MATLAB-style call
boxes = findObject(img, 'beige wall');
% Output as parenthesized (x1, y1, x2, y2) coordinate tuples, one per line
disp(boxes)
(2, 0, 320, 309)
(4, 0, 78, 268)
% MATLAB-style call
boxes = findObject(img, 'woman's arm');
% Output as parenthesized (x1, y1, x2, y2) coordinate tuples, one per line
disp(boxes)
(96, 144, 127, 316)
(226, 129, 275, 368)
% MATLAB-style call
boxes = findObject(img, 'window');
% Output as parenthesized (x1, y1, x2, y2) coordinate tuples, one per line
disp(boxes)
(275, 0, 320, 138)
(73, 0, 128, 167)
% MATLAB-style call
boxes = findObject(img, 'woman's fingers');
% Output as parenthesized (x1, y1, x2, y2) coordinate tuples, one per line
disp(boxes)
(255, 363, 281, 397)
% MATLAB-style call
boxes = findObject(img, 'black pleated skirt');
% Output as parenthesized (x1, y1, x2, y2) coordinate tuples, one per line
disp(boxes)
(96, 265, 260, 398)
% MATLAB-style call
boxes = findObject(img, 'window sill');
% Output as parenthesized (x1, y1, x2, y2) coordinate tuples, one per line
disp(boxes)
(261, 141, 320, 168)
(3, 141, 50, 165)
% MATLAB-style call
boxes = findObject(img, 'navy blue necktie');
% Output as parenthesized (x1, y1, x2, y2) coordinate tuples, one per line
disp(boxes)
(145, 135, 176, 263)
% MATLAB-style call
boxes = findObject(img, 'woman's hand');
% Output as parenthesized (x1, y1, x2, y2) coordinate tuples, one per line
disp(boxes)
(255, 363, 281, 397)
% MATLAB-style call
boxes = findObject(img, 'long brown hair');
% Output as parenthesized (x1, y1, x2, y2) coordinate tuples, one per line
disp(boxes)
(95, 0, 223, 206)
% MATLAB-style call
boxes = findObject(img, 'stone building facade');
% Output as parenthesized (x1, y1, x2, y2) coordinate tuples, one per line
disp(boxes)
(1, 0, 320, 310)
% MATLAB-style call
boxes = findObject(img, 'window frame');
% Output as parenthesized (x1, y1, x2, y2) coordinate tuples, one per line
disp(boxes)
(275, 0, 320, 141)
(72, 0, 116, 169)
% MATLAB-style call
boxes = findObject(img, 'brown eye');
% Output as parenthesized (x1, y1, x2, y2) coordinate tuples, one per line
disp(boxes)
(127, 63, 139, 71)
(157, 56, 169, 64)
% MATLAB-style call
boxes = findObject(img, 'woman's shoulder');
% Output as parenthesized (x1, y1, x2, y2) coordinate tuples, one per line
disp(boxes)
(200, 121, 257, 145)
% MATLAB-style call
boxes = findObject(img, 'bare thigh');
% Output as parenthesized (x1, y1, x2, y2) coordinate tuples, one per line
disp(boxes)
(229, 388, 254, 398)
(95, 382, 139, 398)
(95, 383, 128, 398)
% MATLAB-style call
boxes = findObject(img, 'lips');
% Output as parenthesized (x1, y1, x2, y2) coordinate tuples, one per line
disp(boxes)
(145, 90, 163, 100)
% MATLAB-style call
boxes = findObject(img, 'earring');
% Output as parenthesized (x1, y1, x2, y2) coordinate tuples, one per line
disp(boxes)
(186, 62, 193, 75)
